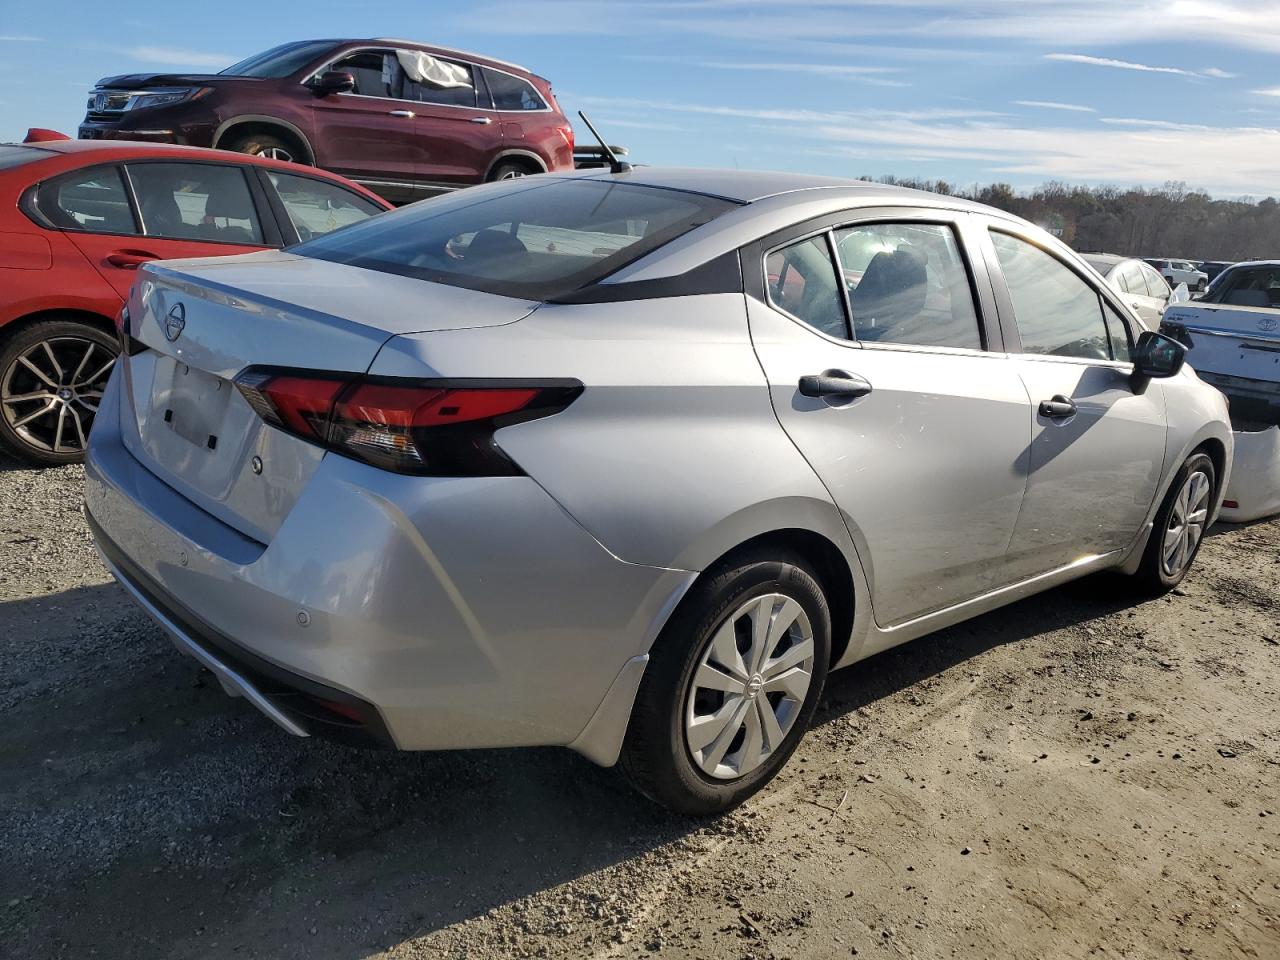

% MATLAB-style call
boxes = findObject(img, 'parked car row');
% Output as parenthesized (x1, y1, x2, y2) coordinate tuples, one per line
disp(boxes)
(0, 132, 391, 464)
(1145, 257, 1209, 292)
(78, 38, 576, 204)
(77, 164, 1233, 814)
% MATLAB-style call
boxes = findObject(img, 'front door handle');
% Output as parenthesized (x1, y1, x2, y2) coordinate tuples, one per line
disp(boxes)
(388, 109, 416, 118)
(105, 250, 158, 270)
(1038, 395, 1077, 419)
(469, 116, 493, 124)
(798, 370, 873, 400)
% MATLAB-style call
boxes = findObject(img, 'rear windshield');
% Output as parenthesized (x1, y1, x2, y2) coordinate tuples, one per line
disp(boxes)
(293, 179, 737, 300)
(221, 40, 335, 78)
(1201, 264, 1280, 308)
(0, 145, 54, 170)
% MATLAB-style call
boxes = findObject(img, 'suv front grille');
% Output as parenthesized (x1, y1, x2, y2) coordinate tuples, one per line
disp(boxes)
(85, 90, 131, 122)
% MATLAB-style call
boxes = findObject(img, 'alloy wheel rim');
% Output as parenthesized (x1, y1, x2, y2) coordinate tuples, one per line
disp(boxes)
(499, 169, 526, 180)
(684, 593, 814, 781)
(1, 336, 115, 455)
(259, 146, 294, 162)
(1161, 469, 1211, 577)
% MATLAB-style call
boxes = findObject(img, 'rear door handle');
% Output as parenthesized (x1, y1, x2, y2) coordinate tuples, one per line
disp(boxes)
(105, 250, 158, 270)
(1038, 395, 1077, 419)
(798, 370, 873, 400)
(469, 116, 493, 124)
(388, 109, 415, 118)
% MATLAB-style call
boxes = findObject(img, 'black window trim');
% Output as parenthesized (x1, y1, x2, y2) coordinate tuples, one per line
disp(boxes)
(253, 166, 386, 246)
(744, 206, 1004, 356)
(983, 221, 1139, 367)
(23, 161, 141, 235)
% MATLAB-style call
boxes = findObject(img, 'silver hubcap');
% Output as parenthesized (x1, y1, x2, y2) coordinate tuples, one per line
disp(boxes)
(499, 169, 526, 180)
(256, 146, 293, 162)
(684, 593, 814, 781)
(1162, 469, 1211, 576)
(1, 336, 115, 454)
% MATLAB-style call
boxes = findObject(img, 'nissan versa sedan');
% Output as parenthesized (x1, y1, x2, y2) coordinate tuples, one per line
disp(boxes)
(85, 169, 1232, 815)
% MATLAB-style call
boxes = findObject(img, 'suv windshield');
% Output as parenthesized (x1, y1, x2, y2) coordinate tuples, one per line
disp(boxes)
(220, 40, 335, 78)
(294, 179, 737, 300)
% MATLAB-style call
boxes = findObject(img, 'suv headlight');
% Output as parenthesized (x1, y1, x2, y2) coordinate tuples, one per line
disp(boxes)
(128, 87, 208, 110)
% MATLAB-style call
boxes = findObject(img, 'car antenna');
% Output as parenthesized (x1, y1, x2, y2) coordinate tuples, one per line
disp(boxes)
(577, 110, 631, 174)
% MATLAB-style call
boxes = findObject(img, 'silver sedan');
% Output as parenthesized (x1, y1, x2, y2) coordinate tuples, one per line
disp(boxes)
(85, 168, 1232, 814)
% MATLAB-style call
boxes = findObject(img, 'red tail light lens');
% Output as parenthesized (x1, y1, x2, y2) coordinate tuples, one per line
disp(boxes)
(234, 368, 581, 476)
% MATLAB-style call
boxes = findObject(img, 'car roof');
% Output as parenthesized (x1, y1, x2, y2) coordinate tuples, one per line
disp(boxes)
(565, 165, 994, 208)
(1, 138, 392, 207)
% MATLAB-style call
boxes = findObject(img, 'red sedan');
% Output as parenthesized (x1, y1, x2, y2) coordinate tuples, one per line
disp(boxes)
(0, 132, 392, 465)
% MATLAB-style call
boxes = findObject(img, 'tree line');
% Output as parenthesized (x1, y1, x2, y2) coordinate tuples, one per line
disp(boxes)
(862, 176, 1278, 262)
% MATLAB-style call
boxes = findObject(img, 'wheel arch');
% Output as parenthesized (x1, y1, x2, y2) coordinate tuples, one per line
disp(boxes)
(213, 117, 316, 165)
(484, 149, 547, 180)
(1, 307, 117, 343)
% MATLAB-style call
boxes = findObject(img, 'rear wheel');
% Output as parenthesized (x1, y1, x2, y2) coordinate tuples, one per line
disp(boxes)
(619, 549, 831, 816)
(488, 160, 535, 182)
(1133, 452, 1216, 593)
(0, 319, 119, 466)
(226, 131, 305, 164)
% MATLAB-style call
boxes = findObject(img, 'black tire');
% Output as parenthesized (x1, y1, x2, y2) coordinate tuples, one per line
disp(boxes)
(487, 160, 535, 182)
(225, 131, 306, 165)
(619, 548, 832, 816)
(0, 318, 119, 466)
(1133, 452, 1216, 594)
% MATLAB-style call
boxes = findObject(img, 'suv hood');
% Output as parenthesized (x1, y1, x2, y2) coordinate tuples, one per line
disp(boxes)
(94, 72, 246, 89)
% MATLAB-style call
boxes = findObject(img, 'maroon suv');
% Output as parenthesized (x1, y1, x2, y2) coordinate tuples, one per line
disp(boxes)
(79, 38, 575, 204)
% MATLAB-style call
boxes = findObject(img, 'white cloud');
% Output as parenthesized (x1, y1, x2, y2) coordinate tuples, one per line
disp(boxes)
(1015, 100, 1096, 113)
(127, 46, 234, 68)
(1253, 87, 1280, 97)
(575, 94, 1280, 195)
(449, 1, 1280, 54)
(1045, 53, 1230, 79)
(1201, 67, 1239, 78)
(0, 34, 42, 41)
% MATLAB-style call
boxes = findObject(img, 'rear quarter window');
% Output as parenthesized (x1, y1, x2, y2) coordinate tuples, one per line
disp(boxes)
(293, 179, 737, 300)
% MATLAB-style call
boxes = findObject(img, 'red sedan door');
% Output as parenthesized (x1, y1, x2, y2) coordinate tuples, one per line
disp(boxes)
(45, 160, 267, 301)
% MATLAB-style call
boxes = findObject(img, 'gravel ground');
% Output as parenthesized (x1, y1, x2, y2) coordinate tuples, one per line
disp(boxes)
(1, 454, 1277, 960)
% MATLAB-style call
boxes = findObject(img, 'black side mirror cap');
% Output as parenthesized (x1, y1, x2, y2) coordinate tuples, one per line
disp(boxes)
(313, 71, 355, 95)
(1130, 330, 1186, 393)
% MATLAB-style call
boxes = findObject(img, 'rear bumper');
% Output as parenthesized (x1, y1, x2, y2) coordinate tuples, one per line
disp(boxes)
(85, 368, 695, 758)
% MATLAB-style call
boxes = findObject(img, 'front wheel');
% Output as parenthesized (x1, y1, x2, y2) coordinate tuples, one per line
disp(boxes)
(1133, 452, 1216, 593)
(619, 549, 831, 816)
(225, 132, 304, 165)
(487, 160, 533, 182)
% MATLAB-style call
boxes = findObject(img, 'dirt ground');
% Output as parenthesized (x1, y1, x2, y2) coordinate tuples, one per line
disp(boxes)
(1, 455, 1277, 960)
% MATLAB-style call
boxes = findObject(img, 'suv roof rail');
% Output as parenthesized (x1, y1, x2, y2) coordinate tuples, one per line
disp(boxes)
(370, 39, 531, 74)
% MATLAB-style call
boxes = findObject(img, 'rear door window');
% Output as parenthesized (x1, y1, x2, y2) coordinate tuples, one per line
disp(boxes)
(1140, 265, 1169, 299)
(128, 162, 264, 244)
(36, 165, 138, 235)
(482, 68, 546, 110)
(990, 231, 1113, 361)
(765, 235, 847, 339)
(834, 222, 982, 349)
(400, 54, 478, 107)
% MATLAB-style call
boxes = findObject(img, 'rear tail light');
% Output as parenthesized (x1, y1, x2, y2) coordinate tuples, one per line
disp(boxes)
(235, 367, 581, 476)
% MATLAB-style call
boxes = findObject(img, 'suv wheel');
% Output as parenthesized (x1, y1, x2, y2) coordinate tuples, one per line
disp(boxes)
(0, 319, 119, 466)
(1134, 452, 1216, 593)
(226, 132, 303, 164)
(619, 548, 831, 816)
(488, 160, 534, 181)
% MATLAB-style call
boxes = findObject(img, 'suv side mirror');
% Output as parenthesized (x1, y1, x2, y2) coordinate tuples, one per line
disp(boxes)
(1131, 330, 1186, 392)
(313, 71, 355, 95)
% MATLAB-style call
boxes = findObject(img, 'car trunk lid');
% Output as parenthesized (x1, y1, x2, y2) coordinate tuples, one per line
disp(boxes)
(118, 251, 540, 542)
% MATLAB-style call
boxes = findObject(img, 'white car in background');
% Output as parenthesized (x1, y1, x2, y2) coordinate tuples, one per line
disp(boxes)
(1083, 254, 1172, 326)
(1146, 258, 1209, 293)
(1161, 259, 1280, 522)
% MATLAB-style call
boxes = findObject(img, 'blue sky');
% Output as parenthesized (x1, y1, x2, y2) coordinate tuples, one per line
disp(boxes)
(5, 0, 1280, 196)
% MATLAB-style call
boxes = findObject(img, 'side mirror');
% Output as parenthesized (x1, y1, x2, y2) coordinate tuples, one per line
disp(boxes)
(1131, 330, 1186, 392)
(313, 70, 355, 95)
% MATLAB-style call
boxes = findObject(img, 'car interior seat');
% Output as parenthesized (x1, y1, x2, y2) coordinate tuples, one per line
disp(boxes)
(850, 247, 928, 340)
